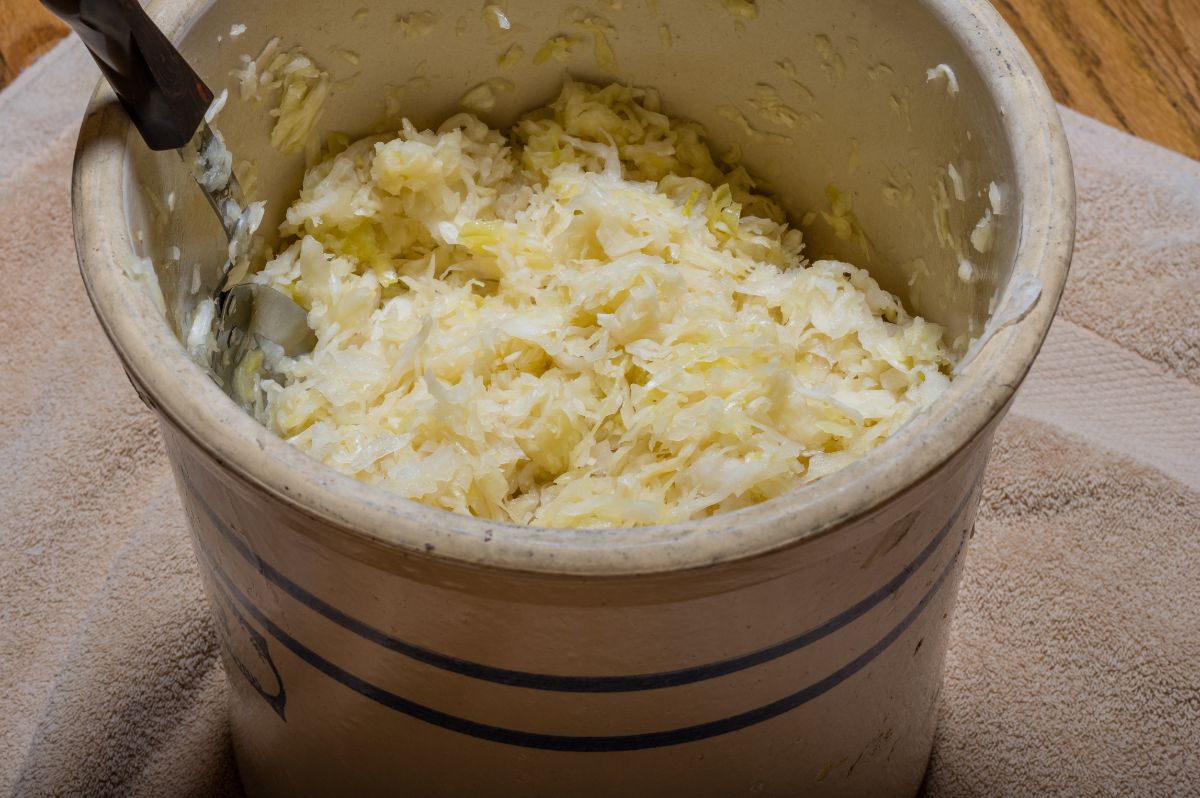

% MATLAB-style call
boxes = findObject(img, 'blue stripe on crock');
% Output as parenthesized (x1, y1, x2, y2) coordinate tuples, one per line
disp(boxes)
(190, 482, 975, 693)
(199, 536, 964, 752)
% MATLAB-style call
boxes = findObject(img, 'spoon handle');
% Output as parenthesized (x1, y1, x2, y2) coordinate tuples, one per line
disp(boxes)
(41, 0, 213, 150)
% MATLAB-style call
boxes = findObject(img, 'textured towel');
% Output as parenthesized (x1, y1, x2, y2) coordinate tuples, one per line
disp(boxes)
(1, 40, 1197, 797)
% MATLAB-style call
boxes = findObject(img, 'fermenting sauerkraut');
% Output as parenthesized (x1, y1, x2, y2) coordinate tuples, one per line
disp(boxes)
(254, 80, 952, 528)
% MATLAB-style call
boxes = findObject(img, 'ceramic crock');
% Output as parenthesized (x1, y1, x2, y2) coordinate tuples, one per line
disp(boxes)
(70, 0, 1074, 794)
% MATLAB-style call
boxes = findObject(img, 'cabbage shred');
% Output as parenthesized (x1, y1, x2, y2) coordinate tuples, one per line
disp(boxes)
(255, 81, 951, 528)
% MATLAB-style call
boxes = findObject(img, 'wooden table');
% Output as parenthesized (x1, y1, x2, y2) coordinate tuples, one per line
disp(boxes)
(2, 0, 1198, 159)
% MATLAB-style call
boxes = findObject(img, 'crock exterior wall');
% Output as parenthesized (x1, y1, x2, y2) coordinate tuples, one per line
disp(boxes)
(162, 415, 994, 798)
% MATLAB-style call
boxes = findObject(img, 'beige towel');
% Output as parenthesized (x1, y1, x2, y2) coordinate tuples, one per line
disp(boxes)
(1, 41, 1196, 797)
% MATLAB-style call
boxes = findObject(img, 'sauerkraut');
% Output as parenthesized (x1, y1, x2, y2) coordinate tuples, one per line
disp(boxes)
(254, 81, 951, 528)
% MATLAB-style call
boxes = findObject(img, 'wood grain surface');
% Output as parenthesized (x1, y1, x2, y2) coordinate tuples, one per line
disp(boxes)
(992, 0, 1200, 158)
(0, 0, 67, 87)
(0, 0, 1198, 158)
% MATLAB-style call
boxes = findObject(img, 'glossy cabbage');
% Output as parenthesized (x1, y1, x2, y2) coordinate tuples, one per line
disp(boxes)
(255, 81, 952, 528)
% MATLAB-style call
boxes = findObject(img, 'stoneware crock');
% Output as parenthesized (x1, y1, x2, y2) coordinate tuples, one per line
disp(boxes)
(70, 0, 1074, 794)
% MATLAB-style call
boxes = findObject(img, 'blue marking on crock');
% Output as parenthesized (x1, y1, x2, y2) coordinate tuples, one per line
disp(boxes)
(190, 483, 975, 693)
(212, 584, 288, 721)
(189, 482, 974, 696)
(198, 535, 963, 752)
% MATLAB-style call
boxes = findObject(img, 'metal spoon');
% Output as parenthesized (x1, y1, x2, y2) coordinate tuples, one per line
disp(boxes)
(42, 0, 315, 388)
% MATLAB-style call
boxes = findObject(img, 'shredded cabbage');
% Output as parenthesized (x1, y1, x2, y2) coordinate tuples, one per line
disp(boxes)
(232, 39, 329, 156)
(269, 54, 329, 155)
(255, 81, 951, 528)
(926, 64, 960, 96)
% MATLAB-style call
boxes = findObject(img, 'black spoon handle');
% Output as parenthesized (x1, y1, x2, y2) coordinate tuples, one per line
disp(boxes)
(41, 0, 213, 150)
